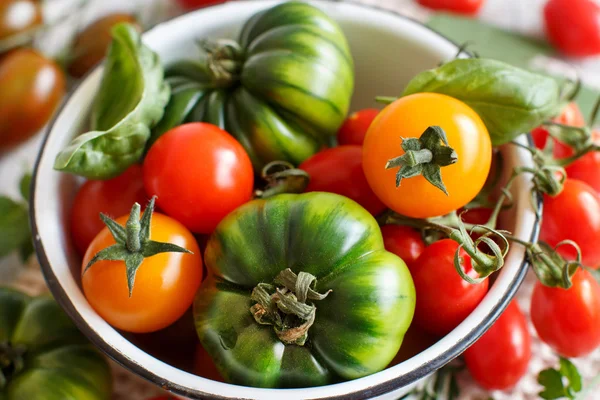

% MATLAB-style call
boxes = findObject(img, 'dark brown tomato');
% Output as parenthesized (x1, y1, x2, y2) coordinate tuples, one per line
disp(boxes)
(0, 49, 66, 150)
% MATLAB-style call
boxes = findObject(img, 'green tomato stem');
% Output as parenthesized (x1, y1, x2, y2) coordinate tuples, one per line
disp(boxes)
(250, 269, 331, 346)
(0, 342, 26, 388)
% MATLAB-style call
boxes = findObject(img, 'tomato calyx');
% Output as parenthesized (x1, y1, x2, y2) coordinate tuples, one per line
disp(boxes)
(528, 241, 583, 289)
(0, 342, 26, 388)
(197, 39, 244, 88)
(83, 196, 192, 297)
(254, 161, 310, 199)
(385, 126, 458, 195)
(250, 268, 332, 346)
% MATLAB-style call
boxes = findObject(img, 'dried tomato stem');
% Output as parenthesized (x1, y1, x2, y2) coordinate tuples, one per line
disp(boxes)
(250, 269, 331, 346)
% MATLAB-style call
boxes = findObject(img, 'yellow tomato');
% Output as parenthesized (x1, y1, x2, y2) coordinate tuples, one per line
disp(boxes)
(362, 93, 492, 218)
(82, 213, 202, 333)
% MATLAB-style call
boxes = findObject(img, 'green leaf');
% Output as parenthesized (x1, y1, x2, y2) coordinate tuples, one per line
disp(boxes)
(0, 197, 30, 258)
(19, 172, 32, 203)
(402, 58, 562, 146)
(539, 358, 583, 399)
(539, 368, 569, 399)
(560, 357, 583, 393)
(54, 23, 170, 179)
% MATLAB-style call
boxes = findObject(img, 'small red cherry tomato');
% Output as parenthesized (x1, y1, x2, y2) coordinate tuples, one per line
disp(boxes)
(70, 165, 148, 255)
(417, 0, 485, 15)
(176, 0, 225, 10)
(299, 145, 386, 216)
(565, 130, 600, 193)
(380, 225, 425, 268)
(464, 301, 531, 391)
(531, 102, 585, 159)
(143, 123, 254, 234)
(541, 179, 600, 266)
(410, 239, 489, 336)
(194, 345, 224, 382)
(337, 108, 379, 146)
(531, 269, 600, 358)
(544, 0, 600, 57)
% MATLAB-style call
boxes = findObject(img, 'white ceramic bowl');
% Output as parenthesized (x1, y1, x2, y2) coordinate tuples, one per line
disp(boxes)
(31, 1, 540, 399)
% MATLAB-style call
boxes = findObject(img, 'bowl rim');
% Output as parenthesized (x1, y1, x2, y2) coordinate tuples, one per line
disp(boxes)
(30, 1, 541, 399)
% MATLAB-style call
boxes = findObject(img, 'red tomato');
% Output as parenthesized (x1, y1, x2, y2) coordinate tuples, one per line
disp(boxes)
(417, 0, 484, 15)
(544, 0, 600, 57)
(0, 49, 66, 150)
(143, 123, 254, 234)
(380, 225, 425, 268)
(565, 130, 600, 193)
(70, 165, 148, 256)
(337, 108, 379, 146)
(464, 301, 531, 391)
(460, 207, 492, 226)
(299, 145, 386, 215)
(176, 0, 224, 10)
(410, 239, 489, 336)
(531, 102, 585, 158)
(387, 325, 438, 366)
(531, 269, 600, 357)
(541, 179, 600, 267)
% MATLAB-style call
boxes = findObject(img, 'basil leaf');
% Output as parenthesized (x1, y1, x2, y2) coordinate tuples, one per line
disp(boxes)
(19, 172, 31, 202)
(0, 197, 30, 258)
(402, 58, 562, 146)
(54, 23, 170, 179)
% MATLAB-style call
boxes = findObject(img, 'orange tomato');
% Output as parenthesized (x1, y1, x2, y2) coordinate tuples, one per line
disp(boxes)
(362, 93, 492, 218)
(82, 213, 202, 333)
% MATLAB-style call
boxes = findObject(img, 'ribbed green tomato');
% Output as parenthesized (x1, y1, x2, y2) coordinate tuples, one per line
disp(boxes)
(193, 192, 415, 388)
(151, 1, 354, 169)
(0, 288, 112, 400)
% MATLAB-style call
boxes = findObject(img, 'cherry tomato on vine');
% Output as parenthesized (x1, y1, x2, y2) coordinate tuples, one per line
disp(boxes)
(565, 130, 600, 193)
(82, 211, 202, 333)
(531, 269, 600, 358)
(410, 239, 489, 336)
(337, 108, 379, 146)
(464, 301, 531, 391)
(417, 0, 485, 15)
(363, 93, 492, 219)
(70, 165, 148, 256)
(544, 0, 600, 57)
(531, 102, 585, 158)
(0, 0, 42, 40)
(541, 179, 600, 267)
(0, 49, 66, 150)
(380, 225, 425, 268)
(67, 13, 139, 78)
(299, 145, 386, 215)
(144, 123, 254, 234)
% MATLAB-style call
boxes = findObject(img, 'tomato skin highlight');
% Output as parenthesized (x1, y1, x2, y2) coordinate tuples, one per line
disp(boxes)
(544, 0, 600, 57)
(337, 108, 379, 146)
(0, 49, 66, 150)
(417, 0, 484, 15)
(541, 179, 600, 266)
(410, 239, 488, 336)
(531, 269, 600, 358)
(363, 93, 492, 219)
(82, 213, 202, 333)
(380, 225, 425, 268)
(0, 0, 42, 40)
(299, 145, 386, 216)
(464, 301, 531, 391)
(143, 123, 254, 234)
(70, 165, 148, 256)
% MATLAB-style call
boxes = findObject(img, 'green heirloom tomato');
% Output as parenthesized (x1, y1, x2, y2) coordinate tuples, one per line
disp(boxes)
(194, 192, 415, 388)
(0, 288, 112, 400)
(150, 1, 354, 170)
